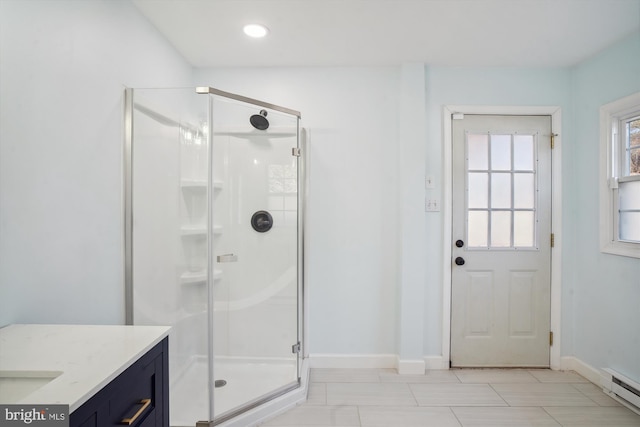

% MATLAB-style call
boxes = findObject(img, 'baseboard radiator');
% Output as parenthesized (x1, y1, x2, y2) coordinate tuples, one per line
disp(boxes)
(601, 368, 640, 415)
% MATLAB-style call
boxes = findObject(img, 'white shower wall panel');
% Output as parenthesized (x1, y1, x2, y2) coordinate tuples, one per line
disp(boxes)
(225, 292, 297, 358)
(212, 132, 298, 360)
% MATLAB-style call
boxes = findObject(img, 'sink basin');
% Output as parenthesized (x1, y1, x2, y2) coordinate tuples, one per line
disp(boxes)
(0, 371, 63, 403)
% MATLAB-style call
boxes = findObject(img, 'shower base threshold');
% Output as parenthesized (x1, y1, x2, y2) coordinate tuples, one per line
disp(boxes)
(170, 356, 298, 426)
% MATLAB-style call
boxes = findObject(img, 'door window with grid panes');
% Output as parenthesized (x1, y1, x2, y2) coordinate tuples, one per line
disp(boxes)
(466, 132, 538, 250)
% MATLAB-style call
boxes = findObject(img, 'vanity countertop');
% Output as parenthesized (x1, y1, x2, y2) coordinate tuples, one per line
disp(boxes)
(0, 324, 170, 412)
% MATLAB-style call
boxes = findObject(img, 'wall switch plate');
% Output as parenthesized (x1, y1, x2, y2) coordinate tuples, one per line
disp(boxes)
(425, 199, 440, 212)
(425, 175, 435, 189)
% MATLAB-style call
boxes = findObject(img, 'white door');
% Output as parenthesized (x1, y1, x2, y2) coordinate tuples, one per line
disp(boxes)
(451, 114, 552, 367)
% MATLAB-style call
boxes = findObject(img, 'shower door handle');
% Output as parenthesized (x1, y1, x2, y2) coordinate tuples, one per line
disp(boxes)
(217, 254, 238, 263)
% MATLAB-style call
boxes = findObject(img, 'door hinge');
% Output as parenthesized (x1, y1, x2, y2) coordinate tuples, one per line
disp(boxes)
(291, 342, 301, 354)
(550, 133, 558, 149)
(550, 233, 555, 248)
(549, 331, 554, 346)
(292, 147, 301, 157)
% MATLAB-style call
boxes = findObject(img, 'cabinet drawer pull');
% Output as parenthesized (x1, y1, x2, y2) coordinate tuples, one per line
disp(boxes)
(120, 398, 151, 425)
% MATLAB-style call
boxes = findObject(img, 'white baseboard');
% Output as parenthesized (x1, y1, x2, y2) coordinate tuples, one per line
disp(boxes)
(397, 357, 426, 375)
(310, 354, 610, 380)
(559, 356, 604, 385)
(424, 356, 448, 370)
(308, 354, 450, 372)
(309, 354, 397, 369)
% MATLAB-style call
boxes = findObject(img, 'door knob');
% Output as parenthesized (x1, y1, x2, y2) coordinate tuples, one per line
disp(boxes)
(455, 239, 464, 248)
(455, 257, 465, 266)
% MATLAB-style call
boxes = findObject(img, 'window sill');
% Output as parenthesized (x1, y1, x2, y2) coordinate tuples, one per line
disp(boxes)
(601, 241, 640, 259)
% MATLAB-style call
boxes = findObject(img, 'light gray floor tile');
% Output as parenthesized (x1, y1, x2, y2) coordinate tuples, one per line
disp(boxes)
(410, 383, 507, 406)
(379, 370, 461, 383)
(452, 407, 561, 426)
(454, 369, 539, 383)
(527, 369, 588, 383)
(268, 368, 636, 427)
(544, 406, 640, 426)
(262, 405, 361, 426)
(571, 382, 624, 406)
(492, 383, 598, 406)
(359, 406, 461, 427)
(305, 383, 327, 406)
(326, 382, 417, 406)
(311, 368, 388, 383)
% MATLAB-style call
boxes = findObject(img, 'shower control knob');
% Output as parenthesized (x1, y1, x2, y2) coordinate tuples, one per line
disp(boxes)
(455, 257, 465, 266)
(251, 210, 273, 233)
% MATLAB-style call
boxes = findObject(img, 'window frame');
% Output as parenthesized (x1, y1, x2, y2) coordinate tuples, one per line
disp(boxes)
(599, 91, 640, 258)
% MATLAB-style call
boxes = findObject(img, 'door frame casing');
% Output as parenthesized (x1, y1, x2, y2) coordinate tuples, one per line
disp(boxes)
(442, 105, 562, 370)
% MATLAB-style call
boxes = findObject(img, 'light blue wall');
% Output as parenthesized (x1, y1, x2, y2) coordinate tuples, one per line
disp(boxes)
(569, 32, 640, 381)
(0, 0, 193, 326)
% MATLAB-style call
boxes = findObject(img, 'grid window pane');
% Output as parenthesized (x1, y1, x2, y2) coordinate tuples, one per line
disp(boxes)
(491, 173, 511, 208)
(468, 173, 488, 208)
(514, 135, 534, 170)
(468, 211, 489, 247)
(619, 180, 640, 243)
(468, 134, 489, 170)
(491, 134, 511, 170)
(620, 212, 640, 242)
(514, 211, 535, 247)
(514, 173, 535, 209)
(619, 180, 640, 210)
(491, 211, 512, 247)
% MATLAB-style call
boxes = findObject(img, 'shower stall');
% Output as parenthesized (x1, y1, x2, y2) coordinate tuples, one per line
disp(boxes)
(124, 87, 305, 426)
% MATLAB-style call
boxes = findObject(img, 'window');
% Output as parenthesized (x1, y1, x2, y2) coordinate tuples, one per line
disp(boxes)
(600, 92, 640, 258)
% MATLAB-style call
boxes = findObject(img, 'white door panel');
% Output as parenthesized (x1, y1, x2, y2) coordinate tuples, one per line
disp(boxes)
(451, 114, 552, 367)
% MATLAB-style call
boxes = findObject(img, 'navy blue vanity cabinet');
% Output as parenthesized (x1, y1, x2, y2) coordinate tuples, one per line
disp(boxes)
(70, 337, 169, 427)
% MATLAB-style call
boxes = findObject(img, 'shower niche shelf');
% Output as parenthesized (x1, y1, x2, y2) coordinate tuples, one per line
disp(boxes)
(180, 225, 223, 236)
(179, 179, 224, 191)
(180, 226, 206, 237)
(180, 271, 206, 285)
(180, 179, 206, 189)
(179, 270, 222, 285)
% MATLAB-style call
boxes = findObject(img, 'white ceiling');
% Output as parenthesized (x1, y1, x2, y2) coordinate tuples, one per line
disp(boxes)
(132, 0, 640, 68)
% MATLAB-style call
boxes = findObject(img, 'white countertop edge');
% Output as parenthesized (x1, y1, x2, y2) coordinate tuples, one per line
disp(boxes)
(0, 324, 171, 412)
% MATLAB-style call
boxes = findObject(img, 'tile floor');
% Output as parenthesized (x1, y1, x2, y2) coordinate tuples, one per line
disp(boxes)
(262, 368, 640, 426)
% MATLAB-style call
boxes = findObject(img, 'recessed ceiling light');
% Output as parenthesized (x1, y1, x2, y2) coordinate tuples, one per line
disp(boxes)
(243, 24, 269, 38)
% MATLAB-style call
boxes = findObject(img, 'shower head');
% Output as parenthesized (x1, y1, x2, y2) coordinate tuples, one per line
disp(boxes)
(250, 109, 269, 130)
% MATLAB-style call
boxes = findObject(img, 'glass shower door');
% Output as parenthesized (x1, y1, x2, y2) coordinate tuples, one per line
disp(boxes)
(209, 95, 301, 421)
(127, 88, 213, 427)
